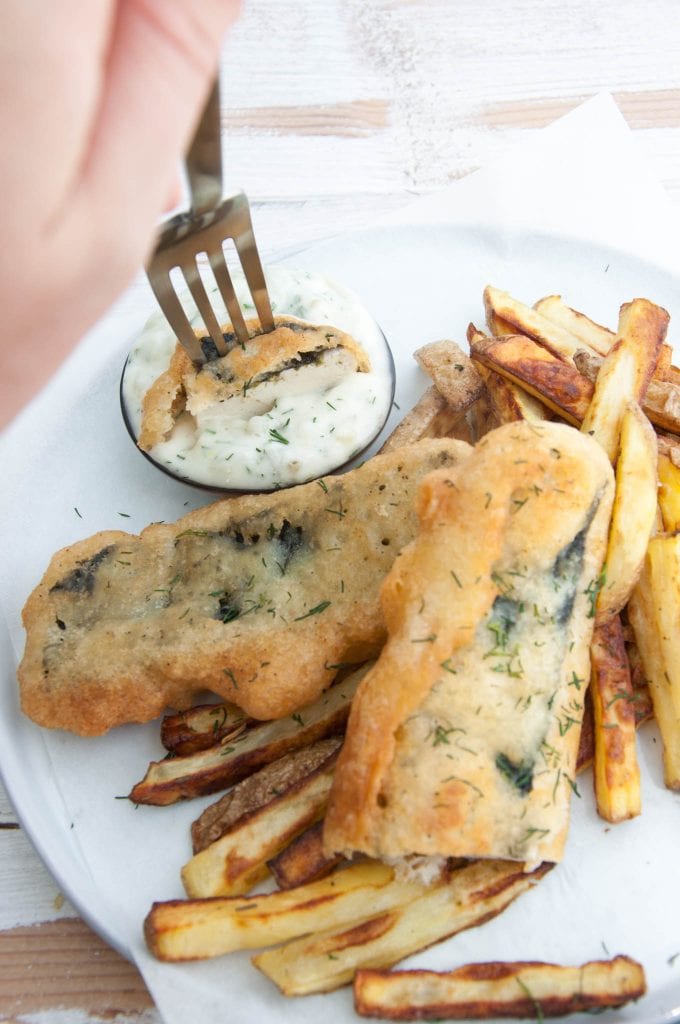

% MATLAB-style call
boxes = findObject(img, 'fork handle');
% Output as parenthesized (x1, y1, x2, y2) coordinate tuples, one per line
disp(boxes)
(185, 79, 223, 217)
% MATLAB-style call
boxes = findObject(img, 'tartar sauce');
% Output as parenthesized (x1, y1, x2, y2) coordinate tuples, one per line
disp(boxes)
(121, 266, 394, 490)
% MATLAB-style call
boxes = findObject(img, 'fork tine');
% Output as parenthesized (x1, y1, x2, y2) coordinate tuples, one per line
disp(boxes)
(229, 193, 275, 334)
(147, 271, 206, 364)
(235, 232, 275, 334)
(181, 258, 230, 358)
(207, 245, 250, 347)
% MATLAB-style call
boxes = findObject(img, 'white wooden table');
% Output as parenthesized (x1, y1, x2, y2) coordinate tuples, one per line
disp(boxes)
(3, 1, 680, 1020)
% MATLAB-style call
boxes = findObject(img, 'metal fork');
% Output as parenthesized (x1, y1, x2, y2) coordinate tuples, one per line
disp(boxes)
(146, 79, 274, 364)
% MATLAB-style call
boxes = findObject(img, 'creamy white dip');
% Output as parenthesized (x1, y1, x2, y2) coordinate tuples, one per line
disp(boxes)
(122, 265, 394, 489)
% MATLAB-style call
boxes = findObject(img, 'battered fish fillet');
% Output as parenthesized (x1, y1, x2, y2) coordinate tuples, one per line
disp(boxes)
(19, 439, 470, 736)
(323, 422, 615, 868)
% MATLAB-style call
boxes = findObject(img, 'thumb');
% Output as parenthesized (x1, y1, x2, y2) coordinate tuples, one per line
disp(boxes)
(73, 0, 241, 267)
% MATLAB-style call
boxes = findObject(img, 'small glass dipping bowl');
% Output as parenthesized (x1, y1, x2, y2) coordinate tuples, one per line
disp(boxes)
(120, 265, 396, 493)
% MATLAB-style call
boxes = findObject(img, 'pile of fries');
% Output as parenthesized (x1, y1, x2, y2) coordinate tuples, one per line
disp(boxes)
(134, 282, 680, 1019)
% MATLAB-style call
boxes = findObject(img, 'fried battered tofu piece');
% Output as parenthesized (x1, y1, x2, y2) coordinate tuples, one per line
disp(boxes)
(324, 422, 614, 868)
(139, 315, 370, 450)
(19, 439, 471, 736)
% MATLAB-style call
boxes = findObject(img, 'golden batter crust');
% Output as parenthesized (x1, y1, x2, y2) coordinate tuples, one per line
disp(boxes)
(138, 315, 370, 450)
(19, 438, 470, 736)
(323, 422, 614, 867)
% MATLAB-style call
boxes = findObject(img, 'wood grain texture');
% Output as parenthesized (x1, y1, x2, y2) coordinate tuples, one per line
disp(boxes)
(477, 89, 680, 130)
(3, 1, 680, 1021)
(0, 919, 154, 1019)
(223, 99, 390, 136)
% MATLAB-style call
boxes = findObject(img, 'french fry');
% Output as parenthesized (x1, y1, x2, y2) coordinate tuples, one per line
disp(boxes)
(657, 450, 680, 531)
(644, 536, 680, 722)
(129, 665, 368, 805)
(147, 859, 438, 961)
(181, 749, 338, 897)
(468, 330, 592, 425)
(253, 860, 551, 996)
(379, 386, 469, 453)
(590, 614, 641, 822)
(353, 955, 646, 1019)
(267, 820, 343, 889)
(655, 342, 673, 380)
(596, 402, 657, 618)
(160, 702, 249, 756)
(576, 351, 680, 436)
(483, 286, 589, 362)
(414, 340, 485, 412)
(533, 294, 614, 356)
(628, 554, 680, 790)
(472, 360, 548, 425)
(464, 389, 499, 442)
(643, 376, 680, 433)
(580, 298, 669, 462)
(191, 737, 342, 853)
(656, 431, 680, 466)
(577, 645, 653, 775)
(485, 308, 517, 336)
(661, 362, 680, 386)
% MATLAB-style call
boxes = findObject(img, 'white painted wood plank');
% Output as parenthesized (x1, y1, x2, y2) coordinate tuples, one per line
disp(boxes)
(0, 822, 77, 929)
(216, 0, 680, 214)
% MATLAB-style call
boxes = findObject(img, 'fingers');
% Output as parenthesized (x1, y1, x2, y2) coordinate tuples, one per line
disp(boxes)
(74, 0, 241, 271)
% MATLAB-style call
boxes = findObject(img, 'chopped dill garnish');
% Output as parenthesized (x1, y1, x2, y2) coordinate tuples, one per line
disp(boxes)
(495, 752, 533, 795)
(295, 601, 331, 620)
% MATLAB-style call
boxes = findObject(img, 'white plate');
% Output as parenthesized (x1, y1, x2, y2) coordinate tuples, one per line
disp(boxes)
(2, 223, 680, 1024)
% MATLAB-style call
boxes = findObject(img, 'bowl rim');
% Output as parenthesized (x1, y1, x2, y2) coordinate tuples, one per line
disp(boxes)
(118, 324, 396, 495)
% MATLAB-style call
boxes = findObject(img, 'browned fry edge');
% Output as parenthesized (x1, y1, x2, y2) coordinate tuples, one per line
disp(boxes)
(129, 697, 351, 805)
(267, 819, 345, 889)
(353, 955, 646, 1020)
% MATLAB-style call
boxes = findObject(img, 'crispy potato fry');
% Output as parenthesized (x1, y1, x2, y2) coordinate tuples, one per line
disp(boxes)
(268, 820, 344, 889)
(577, 650, 653, 775)
(379, 387, 469, 453)
(468, 330, 592, 425)
(485, 309, 519, 337)
(658, 451, 680, 532)
(129, 665, 368, 805)
(253, 860, 551, 996)
(597, 402, 657, 617)
(161, 702, 249, 756)
(483, 286, 588, 362)
(590, 614, 642, 823)
(191, 737, 342, 853)
(580, 298, 669, 462)
(147, 859, 439, 961)
(655, 342, 673, 380)
(644, 537, 680, 723)
(576, 350, 680, 436)
(473, 360, 548, 425)
(181, 750, 338, 897)
(533, 294, 614, 356)
(657, 430, 680, 466)
(414, 341, 485, 411)
(661, 362, 680, 386)
(464, 390, 499, 442)
(353, 955, 646, 1019)
(628, 552, 680, 790)
(643, 377, 680, 433)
